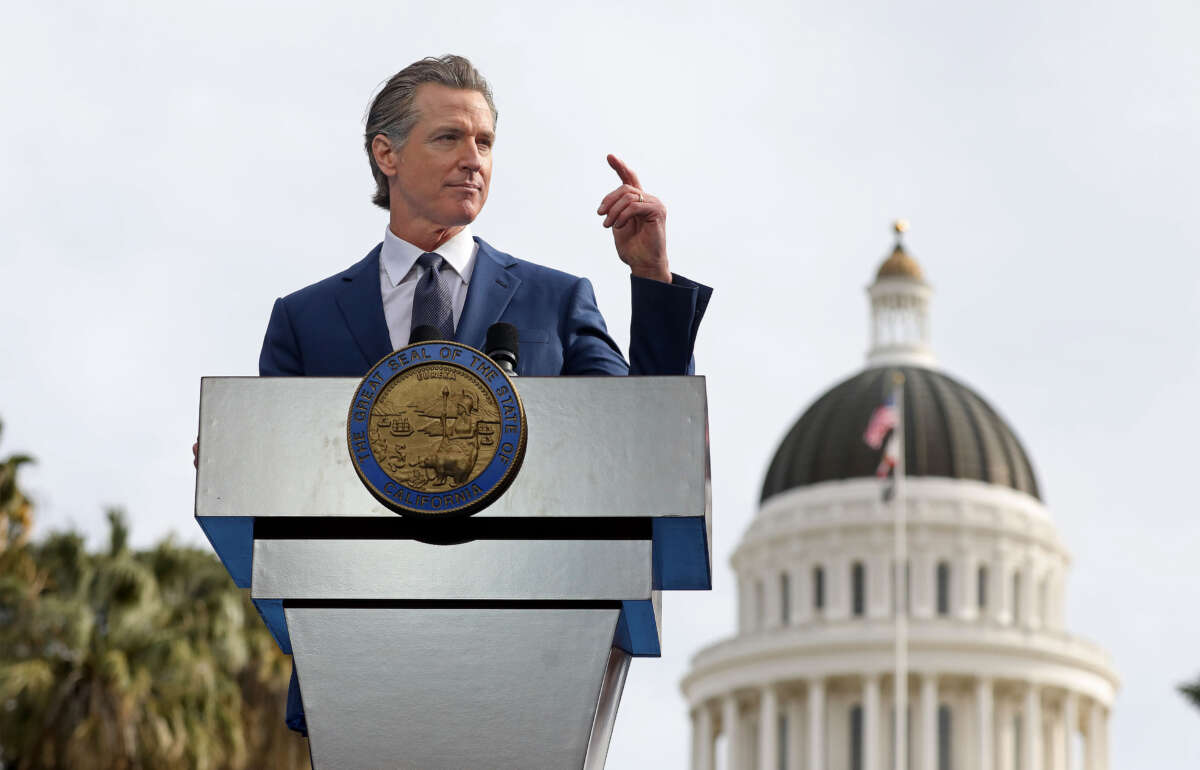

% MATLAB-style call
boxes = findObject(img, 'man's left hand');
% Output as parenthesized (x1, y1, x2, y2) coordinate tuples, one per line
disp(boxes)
(597, 154, 671, 283)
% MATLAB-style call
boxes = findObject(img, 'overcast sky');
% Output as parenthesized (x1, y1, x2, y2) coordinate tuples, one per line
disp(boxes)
(2, 1, 1198, 767)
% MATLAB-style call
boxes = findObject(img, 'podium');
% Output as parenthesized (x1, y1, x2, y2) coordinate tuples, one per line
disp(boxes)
(195, 375, 711, 769)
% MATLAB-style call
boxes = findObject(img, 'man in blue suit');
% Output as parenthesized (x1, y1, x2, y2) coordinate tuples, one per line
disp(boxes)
(256, 55, 711, 734)
(259, 55, 710, 381)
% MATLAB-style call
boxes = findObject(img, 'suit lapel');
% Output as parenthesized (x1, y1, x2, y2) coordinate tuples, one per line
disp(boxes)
(335, 244, 393, 366)
(455, 237, 521, 349)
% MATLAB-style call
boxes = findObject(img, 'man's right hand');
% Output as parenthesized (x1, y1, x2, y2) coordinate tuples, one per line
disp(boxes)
(192, 440, 199, 469)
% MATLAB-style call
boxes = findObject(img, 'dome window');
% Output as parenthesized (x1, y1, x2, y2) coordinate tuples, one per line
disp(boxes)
(894, 559, 911, 615)
(1012, 572, 1022, 626)
(813, 566, 826, 613)
(978, 565, 989, 612)
(936, 561, 951, 616)
(780, 573, 791, 625)
(852, 562, 866, 617)
(754, 580, 765, 630)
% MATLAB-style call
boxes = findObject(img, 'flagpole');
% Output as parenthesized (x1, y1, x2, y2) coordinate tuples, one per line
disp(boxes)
(892, 372, 908, 770)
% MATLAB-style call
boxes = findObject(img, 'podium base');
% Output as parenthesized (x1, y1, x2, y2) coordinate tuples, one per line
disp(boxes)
(288, 605, 625, 769)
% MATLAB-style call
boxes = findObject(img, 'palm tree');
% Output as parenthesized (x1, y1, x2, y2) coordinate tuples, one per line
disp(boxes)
(0, 420, 35, 551)
(0, 425, 307, 769)
(1181, 677, 1200, 712)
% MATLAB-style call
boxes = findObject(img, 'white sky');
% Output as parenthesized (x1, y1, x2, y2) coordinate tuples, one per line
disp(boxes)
(2, 1, 1198, 767)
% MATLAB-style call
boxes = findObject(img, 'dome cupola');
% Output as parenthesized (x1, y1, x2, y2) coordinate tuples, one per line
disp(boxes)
(867, 220, 934, 368)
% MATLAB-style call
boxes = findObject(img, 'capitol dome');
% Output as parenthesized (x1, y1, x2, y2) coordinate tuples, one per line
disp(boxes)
(761, 366, 1041, 503)
(680, 225, 1117, 770)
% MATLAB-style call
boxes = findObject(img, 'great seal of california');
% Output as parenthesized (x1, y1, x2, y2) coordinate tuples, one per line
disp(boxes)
(347, 341, 527, 517)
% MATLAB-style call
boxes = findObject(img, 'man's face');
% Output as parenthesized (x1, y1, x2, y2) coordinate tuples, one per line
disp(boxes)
(387, 84, 494, 228)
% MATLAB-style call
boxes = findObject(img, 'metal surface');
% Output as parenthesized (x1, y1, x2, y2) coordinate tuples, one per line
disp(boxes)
(193, 375, 712, 766)
(197, 376, 707, 520)
(252, 538, 652, 600)
(287, 606, 620, 769)
(582, 646, 632, 770)
(197, 376, 712, 590)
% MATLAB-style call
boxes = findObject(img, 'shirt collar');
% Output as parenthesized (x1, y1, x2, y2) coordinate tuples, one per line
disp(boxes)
(380, 225, 477, 288)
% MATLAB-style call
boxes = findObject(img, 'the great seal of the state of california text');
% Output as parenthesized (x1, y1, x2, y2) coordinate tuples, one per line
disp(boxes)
(347, 341, 527, 517)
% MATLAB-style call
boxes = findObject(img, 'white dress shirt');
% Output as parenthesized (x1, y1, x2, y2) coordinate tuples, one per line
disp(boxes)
(379, 225, 478, 349)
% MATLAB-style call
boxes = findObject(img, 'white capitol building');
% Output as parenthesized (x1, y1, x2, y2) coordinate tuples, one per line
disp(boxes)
(680, 228, 1119, 770)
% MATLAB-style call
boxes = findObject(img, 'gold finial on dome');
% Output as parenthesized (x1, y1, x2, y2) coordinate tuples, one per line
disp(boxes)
(876, 219, 924, 281)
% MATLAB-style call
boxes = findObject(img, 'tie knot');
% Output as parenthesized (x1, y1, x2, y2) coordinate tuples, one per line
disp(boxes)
(417, 252, 443, 272)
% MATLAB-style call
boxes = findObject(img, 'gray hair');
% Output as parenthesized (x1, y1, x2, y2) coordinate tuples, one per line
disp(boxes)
(364, 55, 498, 209)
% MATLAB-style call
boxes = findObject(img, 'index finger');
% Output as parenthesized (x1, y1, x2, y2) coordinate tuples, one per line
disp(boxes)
(607, 154, 642, 189)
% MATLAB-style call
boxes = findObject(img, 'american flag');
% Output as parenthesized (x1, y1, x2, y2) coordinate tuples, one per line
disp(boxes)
(876, 434, 899, 478)
(863, 392, 898, 449)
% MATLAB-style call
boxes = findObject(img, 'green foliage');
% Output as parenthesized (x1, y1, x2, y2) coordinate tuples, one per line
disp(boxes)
(0, 426, 308, 769)
(0, 420, 35, 551)
(1181, 677, 1200, 712)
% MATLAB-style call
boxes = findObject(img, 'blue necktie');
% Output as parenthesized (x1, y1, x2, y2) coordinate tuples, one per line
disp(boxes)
(410, 252, 455, 342)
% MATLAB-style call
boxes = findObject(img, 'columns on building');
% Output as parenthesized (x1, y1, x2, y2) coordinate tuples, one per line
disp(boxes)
(692, 704, 714, 770)
(1063, 690, 1078, 770)
(913, 551, 934, 619)
(830, 555, 850, 620)
(996, 695, 1015, 770)
(1020, 563, 1037, 631)
(1023, 685, 1042, 770)
(870, 554, 891, 619)
(796, 562, 813, 624)
(1100, 704, 1110, 770)
(809, 678, 826, 770)
(739, 578, 753, 633)
(957, 551, 977, 620)
(723, 695, 741, 770)
(863, 674, 881, 770)
(1087, 698, 1098, 770)
(976, 678, 994, 770)
(1045, 571, 1063, 630)
(919, 674, 937, 770)
(1085, 698, 1108, 770)
(766, 571, 783, 630)
(1048, 701, 1065, 770)
(786, 695, 804, 770)
(759, 686, 778, 770)
(991, 552, 1009, 624)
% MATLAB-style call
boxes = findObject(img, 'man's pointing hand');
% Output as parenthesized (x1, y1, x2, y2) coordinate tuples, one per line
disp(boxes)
(597, 154, 671, 283)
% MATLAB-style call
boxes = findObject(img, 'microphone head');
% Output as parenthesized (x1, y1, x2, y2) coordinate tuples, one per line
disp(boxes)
(409, 325, 445, 344)
(485, 323, 520, 359)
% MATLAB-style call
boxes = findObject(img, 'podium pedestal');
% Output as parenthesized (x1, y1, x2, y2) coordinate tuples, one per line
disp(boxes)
(196, 376, 710, 768)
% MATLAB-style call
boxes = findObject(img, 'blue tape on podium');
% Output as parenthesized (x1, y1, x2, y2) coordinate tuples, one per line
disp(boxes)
(614, 599, 661, 657)
(652, 516, 711, 590)
(197, 516, 254, 588)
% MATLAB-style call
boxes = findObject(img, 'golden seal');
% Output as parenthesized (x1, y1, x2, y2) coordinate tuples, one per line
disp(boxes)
(347, 341, 527, 517)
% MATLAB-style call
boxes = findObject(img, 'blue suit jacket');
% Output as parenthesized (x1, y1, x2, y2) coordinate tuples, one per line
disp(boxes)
(259, 237, 711, 735)
(260, 237, 711, 379)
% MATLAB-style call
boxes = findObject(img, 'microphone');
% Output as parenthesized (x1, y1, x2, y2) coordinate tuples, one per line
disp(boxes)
(485, 323, 519, 376)
(409, 325, 444, 344)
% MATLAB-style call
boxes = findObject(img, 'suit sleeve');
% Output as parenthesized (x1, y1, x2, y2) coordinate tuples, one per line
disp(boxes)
(628, 273, 713, 376)
(560, 277, 632, 375)
(259, 297, 305, 376)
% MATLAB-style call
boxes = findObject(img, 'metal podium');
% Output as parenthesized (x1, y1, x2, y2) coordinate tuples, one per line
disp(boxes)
(195, 376, 711, 769)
